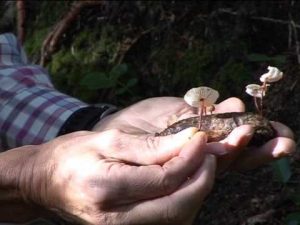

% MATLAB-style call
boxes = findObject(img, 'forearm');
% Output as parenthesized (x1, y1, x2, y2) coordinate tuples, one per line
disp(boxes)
(0, 146, 53, 222)
(0, 145, 37, 189)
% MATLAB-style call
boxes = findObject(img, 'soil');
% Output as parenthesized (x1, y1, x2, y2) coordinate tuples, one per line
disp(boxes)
(196, 164, 300, 225)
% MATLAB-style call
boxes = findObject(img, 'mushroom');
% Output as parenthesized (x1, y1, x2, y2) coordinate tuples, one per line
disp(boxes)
(184, 86, 219, 129)
(245, 84, 265, 98)
(245, 84, 266, 114)
(260, 66, 283, 83)
(245, 66, 283, 115)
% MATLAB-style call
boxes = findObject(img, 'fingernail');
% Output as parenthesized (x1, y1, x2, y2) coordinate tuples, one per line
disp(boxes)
(272, 140, 296, 158)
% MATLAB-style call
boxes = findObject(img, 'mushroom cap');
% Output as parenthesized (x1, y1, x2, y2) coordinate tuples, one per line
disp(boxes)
(184, 86, 219, 107)
(245, 84, 265, 98)
(260, 66, 283, 83)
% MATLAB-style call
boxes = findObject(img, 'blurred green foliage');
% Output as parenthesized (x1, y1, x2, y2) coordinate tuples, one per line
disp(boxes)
(19, 1, 294, 107)
(284, 212, 300, 225)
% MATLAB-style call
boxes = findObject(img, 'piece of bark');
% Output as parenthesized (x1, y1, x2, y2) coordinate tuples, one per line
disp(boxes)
(156, 112, 276, 146)
(16, 0, 26, 44)
(40, 1, 104, 66)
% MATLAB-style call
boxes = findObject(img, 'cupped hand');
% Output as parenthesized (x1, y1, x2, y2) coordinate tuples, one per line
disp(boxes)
(26, 130, 216, 225)
(93, 97, 199, 135)
(93, 97, 296, 171)
(210, 99, 295, 171)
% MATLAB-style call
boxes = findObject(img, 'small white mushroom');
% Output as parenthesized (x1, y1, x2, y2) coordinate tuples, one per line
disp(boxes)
(245, 84, 265, 98)
(260, 66, 283, 83)
(184, 86, 219, 107)
(184, 86, 219, 129)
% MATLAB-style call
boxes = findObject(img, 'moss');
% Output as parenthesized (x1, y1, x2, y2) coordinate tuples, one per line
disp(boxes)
(43, 26, 126, 103)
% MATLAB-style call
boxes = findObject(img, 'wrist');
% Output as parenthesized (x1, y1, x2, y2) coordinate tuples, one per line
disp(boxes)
(0, 145, 55, 221)
(0, 145, 50, 206)
(0, 145, 38, 191)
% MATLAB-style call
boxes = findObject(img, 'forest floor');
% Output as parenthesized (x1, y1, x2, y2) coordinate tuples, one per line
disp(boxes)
(197, 158, 300, 225)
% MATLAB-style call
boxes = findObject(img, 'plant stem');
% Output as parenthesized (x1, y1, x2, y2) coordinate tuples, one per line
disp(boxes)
(260, 81, 267, 116)
(254, 97, 261, 115)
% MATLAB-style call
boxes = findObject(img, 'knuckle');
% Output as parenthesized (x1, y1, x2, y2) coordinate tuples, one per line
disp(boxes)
(105, 128, 122, 138)
(161, 171, 178, 194)
(102, 129, 124, 149)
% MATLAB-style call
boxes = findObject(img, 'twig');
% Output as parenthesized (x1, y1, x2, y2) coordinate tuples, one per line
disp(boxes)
(16, 0, 26, 44)
(217, 8, 300, 29)
(291, 20, 300, 64)
(219, 7, 300, 64)
(242, 209, 275, 225)
(40, 1, 103, 66)
(288, 22, 292, 48)
(112, 28, 153, 65)
(290, 78, 298, 91)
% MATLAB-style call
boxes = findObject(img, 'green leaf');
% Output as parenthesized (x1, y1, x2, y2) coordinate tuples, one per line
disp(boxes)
(290, 195, 300, 206)
(80, 72, 115, 90)
(247, 53, 271, 62)
(271, 157, 292, 183)
(116, 78, 138, 95)
(247, 53, 286, 66)
(126, 78, 138, 88)
(272, 55, 286, 65)
(284, 212, 300, 225)
(109, 63, 128, 81)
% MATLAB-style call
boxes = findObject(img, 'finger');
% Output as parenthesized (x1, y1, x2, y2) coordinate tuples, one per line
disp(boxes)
(90, 127, 199, 165)
(217, 125, 254, 172)
(204, 125, 254, 155)
(121, 154, 216, 225)
(204, 125, 254, 172)
(271, 121, 294, 139)
(231, 137, 296, 171)
(100, 132, 208, 205)
(214, 97, 245, 113)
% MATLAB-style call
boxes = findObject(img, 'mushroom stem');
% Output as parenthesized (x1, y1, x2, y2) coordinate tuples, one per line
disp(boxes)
(198, 107, 202, 130)
(253, 97, 258, 114)
(260, 81, 267, 116)
(198, 100, 205, 130)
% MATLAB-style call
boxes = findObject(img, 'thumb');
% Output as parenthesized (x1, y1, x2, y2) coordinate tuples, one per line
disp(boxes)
(92, 127, 199, 165)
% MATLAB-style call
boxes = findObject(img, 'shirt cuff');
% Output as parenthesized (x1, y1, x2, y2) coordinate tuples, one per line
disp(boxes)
(57, 105, 118, 136)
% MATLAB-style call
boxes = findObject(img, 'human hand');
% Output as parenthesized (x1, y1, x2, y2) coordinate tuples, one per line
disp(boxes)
(208, 98, 295, 171)
(225, 121, 296, 171)
(20, 130, 216, 224)
(93, 97, 296, 171)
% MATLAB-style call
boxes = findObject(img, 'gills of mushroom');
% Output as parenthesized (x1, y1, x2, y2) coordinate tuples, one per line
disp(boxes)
(184, 86, 219, 129)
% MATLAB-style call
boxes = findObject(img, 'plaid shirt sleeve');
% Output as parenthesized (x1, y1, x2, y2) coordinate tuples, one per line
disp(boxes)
(0, 33, 90, 151)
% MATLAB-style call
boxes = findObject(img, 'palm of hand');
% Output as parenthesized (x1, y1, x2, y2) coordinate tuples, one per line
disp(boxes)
(93, 97, 242, 134)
